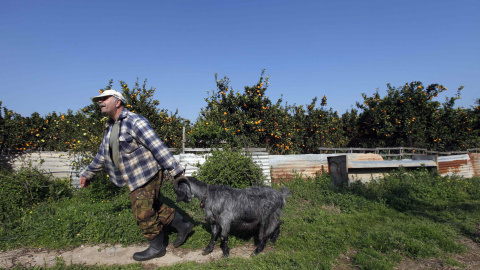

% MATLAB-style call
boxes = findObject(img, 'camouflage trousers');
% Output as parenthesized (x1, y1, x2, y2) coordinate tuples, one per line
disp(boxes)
(129, 171, 176, 240)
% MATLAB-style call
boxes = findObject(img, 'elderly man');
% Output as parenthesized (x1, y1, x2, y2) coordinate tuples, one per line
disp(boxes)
(79, 89, 193, 261)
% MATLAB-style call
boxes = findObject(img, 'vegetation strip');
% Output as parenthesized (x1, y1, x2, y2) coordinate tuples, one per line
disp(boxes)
(2, 160, 479, 269)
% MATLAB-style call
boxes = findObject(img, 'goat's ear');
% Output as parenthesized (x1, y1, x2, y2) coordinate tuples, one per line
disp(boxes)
(174, 178, 190, 203)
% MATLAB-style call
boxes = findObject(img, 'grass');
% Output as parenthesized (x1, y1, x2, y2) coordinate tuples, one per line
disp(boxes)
(2, 167, 480, 269)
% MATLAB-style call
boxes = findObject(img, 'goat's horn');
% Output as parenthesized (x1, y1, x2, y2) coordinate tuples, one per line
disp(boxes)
(173, 176, 190, 188)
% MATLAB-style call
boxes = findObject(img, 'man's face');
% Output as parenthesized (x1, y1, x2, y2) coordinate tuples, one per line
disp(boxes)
(98, 96, 118, 117)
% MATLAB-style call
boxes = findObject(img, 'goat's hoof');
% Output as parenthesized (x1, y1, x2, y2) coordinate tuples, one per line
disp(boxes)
(222, 252, 230, 258)
(202, 248, 213, 256)
(252, 248, 264, 256)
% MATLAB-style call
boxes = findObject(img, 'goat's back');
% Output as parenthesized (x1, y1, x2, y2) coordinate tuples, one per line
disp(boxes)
(205, 185, 286, 222)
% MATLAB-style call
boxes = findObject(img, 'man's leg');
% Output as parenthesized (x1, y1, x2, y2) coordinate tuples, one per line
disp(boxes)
(130, 172, 175, 261)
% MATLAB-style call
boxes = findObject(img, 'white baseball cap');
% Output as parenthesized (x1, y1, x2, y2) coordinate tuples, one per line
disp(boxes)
(92, 90, 126, 103)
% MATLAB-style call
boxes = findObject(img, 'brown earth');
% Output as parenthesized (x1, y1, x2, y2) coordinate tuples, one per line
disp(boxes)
(1, 238, 479, 269)
(0, 243, 255, 269)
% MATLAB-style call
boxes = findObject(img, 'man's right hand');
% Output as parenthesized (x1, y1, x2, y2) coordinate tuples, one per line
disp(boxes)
(80, 176, 90, 188)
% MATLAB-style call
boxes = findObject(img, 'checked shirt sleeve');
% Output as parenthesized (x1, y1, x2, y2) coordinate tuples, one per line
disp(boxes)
(132, 118, 184, 177)
(80, 140, 106, 180)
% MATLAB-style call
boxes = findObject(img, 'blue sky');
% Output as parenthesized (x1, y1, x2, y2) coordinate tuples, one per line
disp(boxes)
(1, 0, 479, 122)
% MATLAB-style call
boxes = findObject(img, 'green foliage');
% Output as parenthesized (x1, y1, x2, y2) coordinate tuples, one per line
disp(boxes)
(189, 72, 275, 149)
(289, 97, 347, 153)
(1, 168, 480, 269)
(2, 72, 479, 269)
(348, 168, 480, 244)
(354, 82, 478, 150)
(193, 149, 266, 188)
(277, 172, 476, 270)
(189, 70, 349, 154)
(349, 168, 480, 212)
(0, 78, 189, 172)
(77, 172, 128, 201)
(0, 166, 72, 235)
(0, 73, 478, 155)
(5, 193, 139, 249)
(189, 72, 478, 154)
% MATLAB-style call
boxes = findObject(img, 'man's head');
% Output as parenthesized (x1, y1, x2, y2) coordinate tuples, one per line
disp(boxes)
(91, 90, 126, 120)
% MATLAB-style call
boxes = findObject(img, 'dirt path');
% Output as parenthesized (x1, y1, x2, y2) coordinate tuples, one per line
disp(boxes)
(1, 238, 480, 269)
(0, 243, 254, 269)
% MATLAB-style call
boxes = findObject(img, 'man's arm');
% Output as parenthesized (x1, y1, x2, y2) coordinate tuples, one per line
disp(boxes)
(132, 119, 184, 177)
(79, 141, 106, 187)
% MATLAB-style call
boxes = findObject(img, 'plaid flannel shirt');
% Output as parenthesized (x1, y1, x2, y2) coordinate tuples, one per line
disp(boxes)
(80, 109, 184, 191)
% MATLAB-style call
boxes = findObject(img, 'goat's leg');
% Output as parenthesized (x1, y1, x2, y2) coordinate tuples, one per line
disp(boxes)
(253, 216, 281, 255)
(220, 235, 230, 257)
(252, 222, 268, 256)
(219, 220, 231, 257)
(265, 213, 282, 243)
(202, 222, 220, 255)
(270, 221, 282, 243)
(252, 237, 268, 256)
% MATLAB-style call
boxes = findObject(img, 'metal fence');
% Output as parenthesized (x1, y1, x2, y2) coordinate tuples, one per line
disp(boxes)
(0, 148, 271, 187)
(2, 148, 479, 187)
(318, 147, 480, 159)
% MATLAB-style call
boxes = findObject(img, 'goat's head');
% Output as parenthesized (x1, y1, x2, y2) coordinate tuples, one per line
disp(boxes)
(173, 176, 193, 203)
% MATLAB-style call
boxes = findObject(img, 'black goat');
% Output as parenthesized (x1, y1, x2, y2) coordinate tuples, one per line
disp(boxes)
(173, 176, 290, 257)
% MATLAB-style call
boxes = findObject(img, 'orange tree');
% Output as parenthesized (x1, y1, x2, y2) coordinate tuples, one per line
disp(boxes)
(0, 102, 4, 151)
(432, 98, 479, 151)
(188, 70, 322, 154)
(286, 96, 347, 153)
(41, 110, 89, 151)
(188, 71, 341, 154)
(354, 82, 473, 151)
(302, 96, 347, 152)
(1, 77, 477, 156)
(0, 79, 189, 174)
(472, 99, 480, 147)
(0, 102, 26, 152)
(0, 106, 90, 153)
(341, 108, 361, 147)
(188, 71, 289, 152)
(189, 70, 272, 147)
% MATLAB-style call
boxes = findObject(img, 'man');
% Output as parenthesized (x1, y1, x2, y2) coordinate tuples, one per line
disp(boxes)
(79, 89, 193, 261)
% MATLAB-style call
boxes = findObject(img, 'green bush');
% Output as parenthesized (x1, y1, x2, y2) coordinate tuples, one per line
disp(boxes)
(193, 149, 266, 188)
(0, 166, 72, 229)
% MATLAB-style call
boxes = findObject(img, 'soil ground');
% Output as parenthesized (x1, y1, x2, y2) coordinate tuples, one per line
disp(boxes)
(1, 237, 479, 269)
(0, 243, 255, 269)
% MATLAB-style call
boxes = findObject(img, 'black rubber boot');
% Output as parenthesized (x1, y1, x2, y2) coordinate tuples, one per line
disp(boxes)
(133, 232, 166, 261)
(170, 212, 194, 248)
